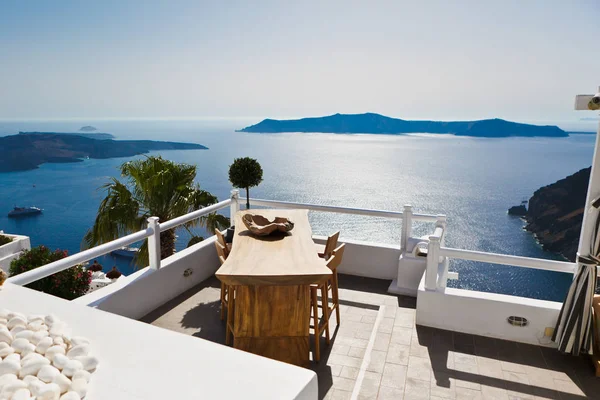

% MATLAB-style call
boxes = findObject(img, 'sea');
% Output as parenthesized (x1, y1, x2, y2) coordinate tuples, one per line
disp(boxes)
(0, 119, 596, 302)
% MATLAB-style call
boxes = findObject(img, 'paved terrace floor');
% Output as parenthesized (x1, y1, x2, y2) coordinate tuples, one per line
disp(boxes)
(141, 275, 599, 399)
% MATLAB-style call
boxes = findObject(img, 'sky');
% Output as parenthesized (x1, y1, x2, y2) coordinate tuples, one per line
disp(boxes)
(0, 0, 599, 127)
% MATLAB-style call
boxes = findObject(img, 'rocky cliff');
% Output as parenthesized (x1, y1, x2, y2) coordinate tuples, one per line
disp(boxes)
(525, 167, 590, 261)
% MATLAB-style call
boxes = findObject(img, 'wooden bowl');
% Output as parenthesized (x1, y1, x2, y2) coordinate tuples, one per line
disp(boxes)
(242, 214, 294, 236)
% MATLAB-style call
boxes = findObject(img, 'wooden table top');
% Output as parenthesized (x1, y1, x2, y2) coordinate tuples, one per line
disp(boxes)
(216, 209, 332, 286)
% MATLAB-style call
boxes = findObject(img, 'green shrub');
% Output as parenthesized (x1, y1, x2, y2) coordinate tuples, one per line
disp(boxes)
(9, 246, 91, 300)
(0, 235, 12, 246)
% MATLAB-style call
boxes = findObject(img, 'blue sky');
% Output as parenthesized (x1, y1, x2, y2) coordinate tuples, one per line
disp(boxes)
(0, 0, 599, 127)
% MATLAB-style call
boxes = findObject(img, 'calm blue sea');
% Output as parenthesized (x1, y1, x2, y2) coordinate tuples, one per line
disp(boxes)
(0, 120, 595, 301)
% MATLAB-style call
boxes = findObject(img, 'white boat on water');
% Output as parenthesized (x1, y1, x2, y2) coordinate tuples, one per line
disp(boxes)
(111, 246, 140, 258)
(7, 206, 42, 218)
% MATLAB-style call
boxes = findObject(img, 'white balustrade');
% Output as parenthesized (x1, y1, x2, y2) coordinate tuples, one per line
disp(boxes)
(230, 189, 240, 221)
(147, 217, 161, 270)
(401, 205, 413, 253)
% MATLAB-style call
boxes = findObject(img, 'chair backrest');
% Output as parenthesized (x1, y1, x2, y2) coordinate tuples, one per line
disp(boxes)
(323, 231, 340, 259)
(326, 243, 345, 271)
(215, 229, 229, 257)
(214, 242, 227, 264)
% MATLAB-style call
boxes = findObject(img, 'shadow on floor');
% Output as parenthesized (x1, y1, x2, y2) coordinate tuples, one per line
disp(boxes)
(414, 325, 598, 399)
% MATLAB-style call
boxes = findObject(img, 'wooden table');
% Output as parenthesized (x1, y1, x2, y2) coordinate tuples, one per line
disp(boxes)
(216, 209, 332, 366)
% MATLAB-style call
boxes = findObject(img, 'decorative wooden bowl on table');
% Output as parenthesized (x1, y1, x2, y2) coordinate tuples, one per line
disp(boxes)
(242, 213, 294, 236)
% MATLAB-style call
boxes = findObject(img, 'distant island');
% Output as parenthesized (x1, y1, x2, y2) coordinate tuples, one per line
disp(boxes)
(0, 132, 208, 172)
(79, 126, 98, 132)
(19, 131, 115, 140)
(523, 167, 590, 262)
(239, 113, 567, 138)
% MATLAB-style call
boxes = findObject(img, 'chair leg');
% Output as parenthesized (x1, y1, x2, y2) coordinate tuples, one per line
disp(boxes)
(311, 287, 320, 362)
(333, 271, 340, 325)
(220, 282, 226, 321)
(226, 286, 235, 346)
(321, 284, 330, 345)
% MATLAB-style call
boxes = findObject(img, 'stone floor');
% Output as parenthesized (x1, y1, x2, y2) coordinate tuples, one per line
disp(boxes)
(141, 275, 599, 400)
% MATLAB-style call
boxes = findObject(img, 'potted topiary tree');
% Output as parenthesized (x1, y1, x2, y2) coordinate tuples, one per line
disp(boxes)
(9, 246, 91, 300)
(228, 157, 263, 210)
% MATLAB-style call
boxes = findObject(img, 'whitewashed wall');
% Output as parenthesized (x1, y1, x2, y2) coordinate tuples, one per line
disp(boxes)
(76, 237, 220, 319)
(416, 278, 561, 346)
(0, 233, 31, 273)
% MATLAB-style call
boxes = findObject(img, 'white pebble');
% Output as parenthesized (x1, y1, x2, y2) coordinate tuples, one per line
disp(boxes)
(37, 365, 60, 383)
(0, 318, 7, 327)
(61, 360, 82, 378)
(35, 337, 53, 354)
(21, 352, 45, 365)
(49, 324, 66, 338)
(0, 342, 15, 357)
(44, 346, 65, 362)
(29, 330, 48, 345)
(60, 391, 81, 400)
(0, 373, 18, 386)
(66, 345, 88, 359)
(11, 339, 35, 355)
(0, 359, 21, 376)
(71, 370, 90, 383)
(53, 337, 64, 346)
(52, 354, 69, 370)
(70, 379, 87, 398)
(3, 353, 20, 364)
(0, 328, 13, 345)
(7, 313, 25, 321)
(37, 383, 61, 400)
(52, 373, 71, 394)
(19, 358, 49, 378)
(14, 331, 34, 342)
(22, 375, 39, 385)
(28, 379, 45, 397)
(0, 310, 9, 319)
(9, 326, 26, 336)
(73, 356, 98, 372)
(69, 338, 89, 347)
(44, 315, 58, 325)
(0, 380, 27, 398)
(27, 315, 44, 323)
(10, 387, 31, 400)
(7, 317, 26, 330)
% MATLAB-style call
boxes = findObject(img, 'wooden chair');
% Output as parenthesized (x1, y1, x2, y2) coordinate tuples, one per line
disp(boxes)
(310, 243, 346, 362)
(316, 231, 340, 259)
(215, 242, 236, 345)
(215, 229, 231, 257)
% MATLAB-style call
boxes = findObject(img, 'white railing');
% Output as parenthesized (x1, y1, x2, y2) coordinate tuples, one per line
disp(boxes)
(7, 196, 234, 286)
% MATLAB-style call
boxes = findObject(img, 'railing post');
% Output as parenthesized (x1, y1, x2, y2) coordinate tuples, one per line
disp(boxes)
(435, 215, 448, 288)
(230, 189, 240, 224)
(401, 205, 413, 253)
(147, 217, 161, 270)
(425, 235, 440, 291)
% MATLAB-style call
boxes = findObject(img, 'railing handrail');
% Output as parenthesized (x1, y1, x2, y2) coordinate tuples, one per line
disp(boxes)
(7, 228, 154, 286)
(241, 197, 439, 222)
(439, 246, 577, 274)
(159, 199, 231, 231)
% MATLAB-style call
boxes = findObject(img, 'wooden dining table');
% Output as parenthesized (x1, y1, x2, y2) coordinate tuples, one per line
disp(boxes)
(216, 209, 332, 367)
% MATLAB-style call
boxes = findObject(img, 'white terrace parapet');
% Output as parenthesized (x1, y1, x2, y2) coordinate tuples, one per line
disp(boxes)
(0, 232, 31, 273)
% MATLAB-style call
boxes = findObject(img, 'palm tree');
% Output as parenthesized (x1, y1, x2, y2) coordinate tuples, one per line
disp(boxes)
(84, 156, 218, 266)
(186, 213, 230, 248)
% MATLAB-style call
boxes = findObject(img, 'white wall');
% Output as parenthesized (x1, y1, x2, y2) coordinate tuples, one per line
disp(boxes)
(313, 236, 399, 280)
(416, 277, 561, 347)
(76, 237, 221, 319)
(0, 233, 31, 273)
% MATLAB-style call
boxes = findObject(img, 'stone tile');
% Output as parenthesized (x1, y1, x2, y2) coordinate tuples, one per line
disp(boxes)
(330, 364, 343, 377)
(340, 366, 359, 379)
(505, 390, 534, 400)
(455, 387, 483, 399)
(430, 372, 456, 399)
(552, 378, 586, 396)
(373, 332, 391, 352)
(500, 360, 527, 374)
(391, 327, 413, 346)
(480, 385, 509, 400)
(381, 362, 407, 389)
(409, 341, 430, 358)
(332, 376, 356, 392)
(477, 356, 504, 379)
(383, 306, 397, 319)
(331, 344, 351, 356)
(404, 377, 431, 399)
(453, 349, 478, 366)
(394, 312, 415, 328)
(356, 330, 374, 340)
(358, 372, 382, 399)
(454, 362, 481, 390)
(329, 354, 363, 368)
(378, 318, 395, 334)
(454, 332, 475, 346)
(502, 370, 529, 386)
(345, 313, 364, 323)
(386, 343, 410, 366)
(407, 356, 432, 382)
(377, 386, 405, 400)
(367, 350, 387, 373)
(348, 346, 366, 358)
(330, 389, 353, 400)
(362, 314, 377, 324)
